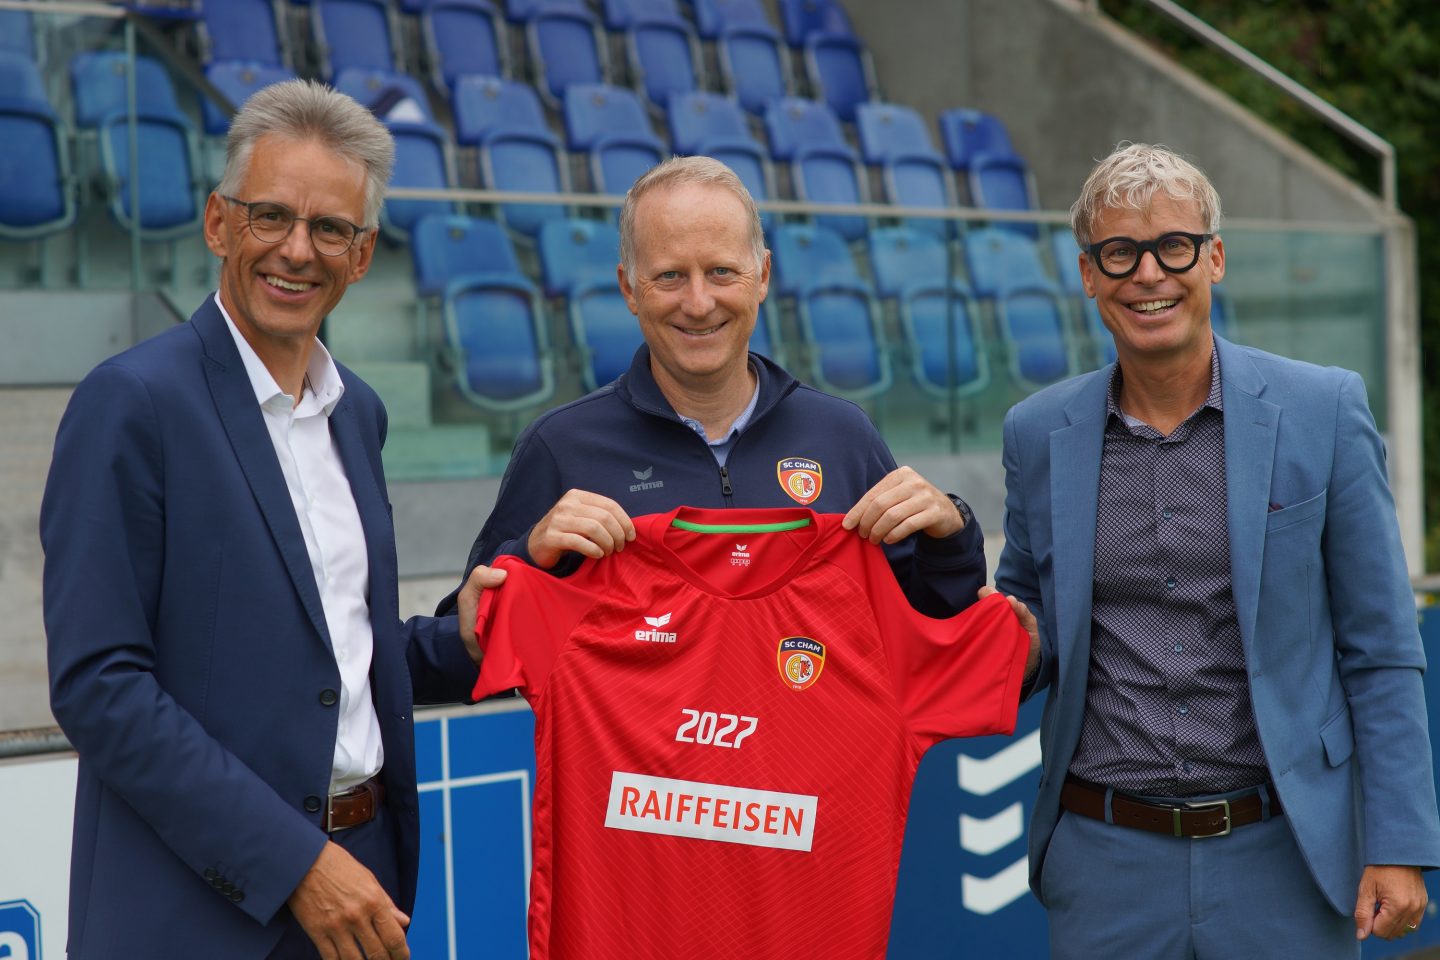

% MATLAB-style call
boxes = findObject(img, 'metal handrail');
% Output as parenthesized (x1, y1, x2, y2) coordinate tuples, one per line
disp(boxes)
(1104, 0, 1396, 210)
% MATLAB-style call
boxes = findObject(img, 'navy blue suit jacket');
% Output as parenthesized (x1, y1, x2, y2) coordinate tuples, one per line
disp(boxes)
(41, 297, 478, 959)
(996, 336, 1440, 914)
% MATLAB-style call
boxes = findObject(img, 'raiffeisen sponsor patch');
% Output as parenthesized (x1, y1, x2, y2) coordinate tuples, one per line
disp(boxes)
(605, 772, 818, 852)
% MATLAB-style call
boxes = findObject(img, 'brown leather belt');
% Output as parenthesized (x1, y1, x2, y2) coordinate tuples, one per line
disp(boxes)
(1060, 776, 1281, 839)
(327, 775, 385, 833)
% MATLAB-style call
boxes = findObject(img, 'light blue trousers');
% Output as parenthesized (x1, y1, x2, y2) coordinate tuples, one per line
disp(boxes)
(1041, 801, 1357, 960)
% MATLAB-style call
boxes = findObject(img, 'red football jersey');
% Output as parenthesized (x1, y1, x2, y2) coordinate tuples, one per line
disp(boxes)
(473, 506, 1029, 959)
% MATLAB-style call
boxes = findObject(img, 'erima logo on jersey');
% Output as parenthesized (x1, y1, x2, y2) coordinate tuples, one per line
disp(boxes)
(630, 465, 664, 492)
(730, 543, 751, 567)
(636, 613, 677, 643)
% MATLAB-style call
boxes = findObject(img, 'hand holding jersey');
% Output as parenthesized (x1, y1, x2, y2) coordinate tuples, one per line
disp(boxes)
(980, 586, 1042, 684)
(842, 464, 967, 543)
(526, 465, 965, 571)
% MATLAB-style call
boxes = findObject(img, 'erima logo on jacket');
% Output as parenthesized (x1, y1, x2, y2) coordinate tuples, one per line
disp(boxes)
(631, 466, 664, 493)
(636, 613, 677, 643)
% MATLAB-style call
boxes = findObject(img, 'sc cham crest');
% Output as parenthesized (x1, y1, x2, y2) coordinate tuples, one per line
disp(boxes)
(777, 457, 822, 506)
(777, 637, 825, 691)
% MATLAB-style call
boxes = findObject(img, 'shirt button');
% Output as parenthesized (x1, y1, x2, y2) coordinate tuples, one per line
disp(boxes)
(1173, 642, 1184, 653)
(1182, 761, 1192, 773)
(1162, 508, 1174, 520)
(1165, 578, 1177, 590)
(1177, 704, 1189, 716)
(319, 688, 339, 707)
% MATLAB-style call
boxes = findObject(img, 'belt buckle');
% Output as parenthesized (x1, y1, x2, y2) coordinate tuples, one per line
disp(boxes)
(1177, 797, 1231, 838)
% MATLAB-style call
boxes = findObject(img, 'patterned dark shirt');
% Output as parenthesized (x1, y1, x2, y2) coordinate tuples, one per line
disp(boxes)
(1067, 349, 1269, 795)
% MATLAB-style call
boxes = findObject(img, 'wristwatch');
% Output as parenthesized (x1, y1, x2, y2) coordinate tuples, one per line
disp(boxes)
(946, 493, 974, 530)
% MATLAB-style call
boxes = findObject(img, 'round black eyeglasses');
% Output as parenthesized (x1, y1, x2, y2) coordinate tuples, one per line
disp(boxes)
(1086, 231, 1213, 279)
(222, 196, 368, 256)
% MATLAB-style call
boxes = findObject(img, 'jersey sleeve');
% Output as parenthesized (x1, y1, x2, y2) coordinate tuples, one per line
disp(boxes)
(472, 554, 603, 701)
(854, 542, 1030, 748)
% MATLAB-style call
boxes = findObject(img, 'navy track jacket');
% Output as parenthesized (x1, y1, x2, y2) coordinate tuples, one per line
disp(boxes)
(439, 346, 985, 619)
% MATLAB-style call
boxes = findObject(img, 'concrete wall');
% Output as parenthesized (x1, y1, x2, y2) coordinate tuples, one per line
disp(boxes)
(847, 0, 1384, 224)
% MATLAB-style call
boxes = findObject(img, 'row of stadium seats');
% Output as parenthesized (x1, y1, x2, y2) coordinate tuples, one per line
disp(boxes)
(194, 0, 870, 117)
(408, 212, 1230, 412)
(0, 40, 1038, 251)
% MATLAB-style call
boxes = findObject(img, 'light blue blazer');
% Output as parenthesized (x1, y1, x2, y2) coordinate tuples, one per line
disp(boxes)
(995, 334, 1440, 914)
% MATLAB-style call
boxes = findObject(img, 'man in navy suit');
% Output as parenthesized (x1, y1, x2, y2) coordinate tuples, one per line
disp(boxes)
(42, 80, 495, 960)
(994, 143, 1440, 957)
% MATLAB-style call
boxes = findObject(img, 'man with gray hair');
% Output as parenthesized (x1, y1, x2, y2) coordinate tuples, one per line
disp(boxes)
(42, 79, 496, 960)
(993, 142, 1440, 956)
(441, 154, 991, 624)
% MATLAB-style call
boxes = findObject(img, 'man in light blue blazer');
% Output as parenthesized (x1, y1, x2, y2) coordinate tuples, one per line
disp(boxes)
(994, 143, 1440, 958)
(42, 81, 495, 959)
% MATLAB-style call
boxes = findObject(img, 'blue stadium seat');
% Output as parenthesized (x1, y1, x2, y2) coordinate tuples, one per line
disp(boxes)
(718, 24, 788, 115)
(99, 110, 204, 237)
(867, 226, 951, 298)
(0, 49, 47, 104)
(764, 98, 865, 241)
(777, 0, 853, 47)
(803, 30, 873, 122)
(410, 213, 522, 298)
(0, 56, 74, 239)
(938, 107, 1015, 171)
(563, 84, 665, 195)
(666, 92, 774, 228)
(667, 91, 753, 154)
(970, 152, 1039, 237)
(70, 53, 203, 238)
(538, 217, 621, 297)
(626, 18, 701, 110)
(938, 108, 1037, 234)
(0, 11, 36, 61)
(869, 227, 986, 396)
(569, 279, 644, 390)
(770, 223, 889, 397)
(200, 0, 286, 67)
(527, 6, 608, 106)
(601, 0, 683, 30)
(965, 226, 1052, 296)
(71, 52, 183, 128)
(201, 62, 298, 135)
(334, 68, 433, 121)
(691, 0, 772, 39)
(445, 272, 555, 410)
(1047, 228, 1114, 367)
(899, 281, 987, 398)
(770, 222, 861, 295)
(965, 227, 1073, 388)
(383, 120, 458, 240)
(856, 103, 951, 235)
(479, 123, 569, 238)
(451, 76, 547, 144)
(312, 0, 397, 79)
(422, 0, 507, 96)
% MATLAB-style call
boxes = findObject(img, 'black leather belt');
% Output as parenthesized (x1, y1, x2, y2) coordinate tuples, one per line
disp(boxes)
(327, 775, 384, 832)
(1060, 775, 1281, 839)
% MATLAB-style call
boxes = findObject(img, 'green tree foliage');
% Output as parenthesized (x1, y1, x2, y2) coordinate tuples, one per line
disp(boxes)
(1102, 0, 1440, 569)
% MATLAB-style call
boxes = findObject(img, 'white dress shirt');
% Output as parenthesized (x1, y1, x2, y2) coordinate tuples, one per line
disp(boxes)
(218, 293, 384, 794)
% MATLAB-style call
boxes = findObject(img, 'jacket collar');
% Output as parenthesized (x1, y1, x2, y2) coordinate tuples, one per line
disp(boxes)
(192, 295, 335, 649)
(614, 344, 800, 430)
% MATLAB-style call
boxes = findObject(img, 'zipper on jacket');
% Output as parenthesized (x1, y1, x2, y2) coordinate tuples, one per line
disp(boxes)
(718, 465, 734, 500)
